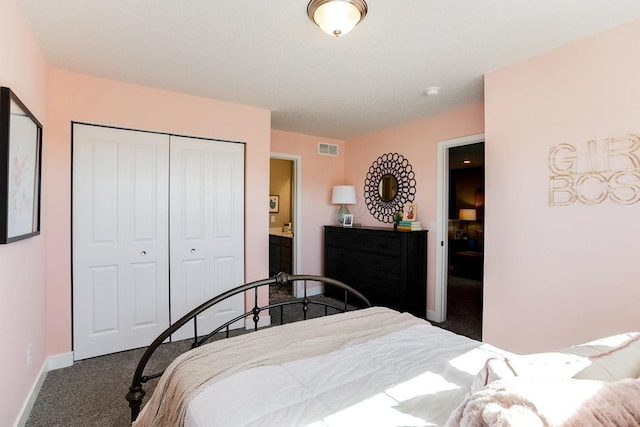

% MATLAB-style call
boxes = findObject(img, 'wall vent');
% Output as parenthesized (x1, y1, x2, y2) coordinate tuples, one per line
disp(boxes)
(318, 142, 339, 156)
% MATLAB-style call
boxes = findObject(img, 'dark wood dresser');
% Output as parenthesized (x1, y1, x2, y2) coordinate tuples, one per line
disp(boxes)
(324, 225, 427, 318)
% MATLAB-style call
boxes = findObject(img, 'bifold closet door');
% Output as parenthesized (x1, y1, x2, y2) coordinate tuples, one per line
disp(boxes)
(169, 136, 245, 340)
(72, 124, 170, 360)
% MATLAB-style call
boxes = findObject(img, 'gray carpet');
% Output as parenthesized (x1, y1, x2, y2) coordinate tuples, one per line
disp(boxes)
(431, 275, 483, 341)
(26, 281, 481, 426)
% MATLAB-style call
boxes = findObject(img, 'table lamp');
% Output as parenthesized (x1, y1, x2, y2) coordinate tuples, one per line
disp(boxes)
(331, 185, 356, 224)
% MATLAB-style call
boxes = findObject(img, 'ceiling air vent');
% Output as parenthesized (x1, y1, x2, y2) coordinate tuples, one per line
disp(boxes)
(318, 142, 339, 156)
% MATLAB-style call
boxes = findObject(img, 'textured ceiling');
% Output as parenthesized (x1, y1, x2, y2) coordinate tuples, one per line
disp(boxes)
(18, 0, 640, 139)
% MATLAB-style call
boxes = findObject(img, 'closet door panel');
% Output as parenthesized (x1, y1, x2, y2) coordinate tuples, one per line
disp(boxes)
(73, 124, 170, 360)
(170, 136, 244, 341)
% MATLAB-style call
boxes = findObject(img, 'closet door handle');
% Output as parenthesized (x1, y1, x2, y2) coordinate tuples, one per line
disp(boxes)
(191, 248, 196, 253)
(140, 251, 147, 256)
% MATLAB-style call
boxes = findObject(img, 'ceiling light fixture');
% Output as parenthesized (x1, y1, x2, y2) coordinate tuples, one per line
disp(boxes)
(426, 86, 440, 96)
(307, 0, 368, 37)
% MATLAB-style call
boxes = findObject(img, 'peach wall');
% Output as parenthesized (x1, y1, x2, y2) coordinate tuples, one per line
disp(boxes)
(271, 130, 345, 275)
(344, 104, 485, 314)
(484, 19, 640, 353)
(45, 69, 271, 355)
(0, 1, 49, 424)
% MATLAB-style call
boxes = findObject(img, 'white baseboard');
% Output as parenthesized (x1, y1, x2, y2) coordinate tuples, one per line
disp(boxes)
(48, 351, 74, 371)
(14, 360, 48, 427)
(14, 351, 74, 427)
(306, 286, 323, 297)
(293, 283, 323, 298)
(245, 314, 271, 330)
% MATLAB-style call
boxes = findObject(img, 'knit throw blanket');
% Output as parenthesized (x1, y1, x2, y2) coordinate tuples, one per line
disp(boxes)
(446, 376, 640, 427)
(133, 306, 424, 427)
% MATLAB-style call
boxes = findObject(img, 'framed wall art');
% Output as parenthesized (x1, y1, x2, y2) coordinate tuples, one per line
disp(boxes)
(269, 195, 279, 213)
(0, 87, 43, 244)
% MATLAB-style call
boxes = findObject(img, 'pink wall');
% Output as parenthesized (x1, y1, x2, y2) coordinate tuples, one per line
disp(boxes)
(271, 130, 345, 275)
(484, 19, 640, 353)
(0, 1, 49, 423)
(45, 69, 271, 355)
(344, 104, 485, 313)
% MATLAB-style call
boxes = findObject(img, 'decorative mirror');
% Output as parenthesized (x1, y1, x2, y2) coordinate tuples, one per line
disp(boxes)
(364, 153, 416, 223)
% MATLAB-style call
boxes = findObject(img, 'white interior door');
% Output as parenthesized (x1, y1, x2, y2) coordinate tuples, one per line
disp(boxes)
(169, 136, 245, 341)
(72, 124, 170, 360)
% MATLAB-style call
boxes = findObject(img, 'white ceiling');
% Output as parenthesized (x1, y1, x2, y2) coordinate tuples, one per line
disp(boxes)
(18, 1, 640, 140)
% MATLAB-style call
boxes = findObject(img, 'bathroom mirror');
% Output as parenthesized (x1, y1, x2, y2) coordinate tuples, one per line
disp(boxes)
(364, 153, 416, 223)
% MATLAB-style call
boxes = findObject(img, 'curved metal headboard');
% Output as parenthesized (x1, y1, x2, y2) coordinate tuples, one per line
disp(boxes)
(126, 273, 370, 421)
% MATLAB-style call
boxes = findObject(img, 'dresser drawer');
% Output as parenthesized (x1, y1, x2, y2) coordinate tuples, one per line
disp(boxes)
(325, 229, 401, 254)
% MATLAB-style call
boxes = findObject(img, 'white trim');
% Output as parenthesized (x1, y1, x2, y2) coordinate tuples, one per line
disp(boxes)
(13, 360, 47, 427)
(434, 133, 485, 323)
(304, 286, 323, 297)
(270, 153, 305, 296)
(47, 351, 74, 370)
(245, 314, 271, 330)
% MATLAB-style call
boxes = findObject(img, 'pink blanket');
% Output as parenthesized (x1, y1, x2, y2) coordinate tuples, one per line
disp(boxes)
(446, 376, 640, 427)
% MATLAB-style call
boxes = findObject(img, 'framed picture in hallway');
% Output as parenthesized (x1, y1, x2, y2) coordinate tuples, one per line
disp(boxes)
(269, 195, 279, 213)
(0, 87, 43, 244)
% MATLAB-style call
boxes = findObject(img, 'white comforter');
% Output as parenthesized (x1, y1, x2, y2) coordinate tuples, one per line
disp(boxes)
(180, 309, 507, 427)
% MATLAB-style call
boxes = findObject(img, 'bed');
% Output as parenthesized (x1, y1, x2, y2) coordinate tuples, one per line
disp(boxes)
(126, 273, 640, 427)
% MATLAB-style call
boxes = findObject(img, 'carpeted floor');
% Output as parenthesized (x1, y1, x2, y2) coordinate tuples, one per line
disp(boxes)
(431, 275, 483, 341)
(26, 279, 481, 426)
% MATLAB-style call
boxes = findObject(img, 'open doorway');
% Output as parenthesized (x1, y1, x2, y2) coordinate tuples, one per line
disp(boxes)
(269, 153, 302, 299)
(433, 134, 484, 341)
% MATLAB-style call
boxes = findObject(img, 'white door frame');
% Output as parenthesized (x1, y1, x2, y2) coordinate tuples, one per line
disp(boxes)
(433, 133, 485, 323)
(269, 153, 303, 295)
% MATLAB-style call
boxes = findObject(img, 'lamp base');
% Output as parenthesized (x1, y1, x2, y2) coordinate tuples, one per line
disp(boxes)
(337, 204, 350, 224)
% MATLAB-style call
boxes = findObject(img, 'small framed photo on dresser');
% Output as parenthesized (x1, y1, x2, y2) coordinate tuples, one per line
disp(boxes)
(402, 203, 417, 221)
(342, 214, 353, 228)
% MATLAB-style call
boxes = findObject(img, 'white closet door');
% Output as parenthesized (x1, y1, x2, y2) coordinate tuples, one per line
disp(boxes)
(72, 124, 170, 360)
(169, 136, 244, 341)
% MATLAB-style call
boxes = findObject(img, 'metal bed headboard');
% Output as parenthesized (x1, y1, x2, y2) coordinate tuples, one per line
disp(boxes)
(126, 272, 371, 421)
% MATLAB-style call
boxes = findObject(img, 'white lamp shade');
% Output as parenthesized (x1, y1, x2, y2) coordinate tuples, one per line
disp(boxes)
(459, 208, 477, 221)
(331, 185, 357, 204)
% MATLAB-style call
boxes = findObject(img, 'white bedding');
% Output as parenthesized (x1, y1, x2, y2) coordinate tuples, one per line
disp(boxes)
(184, 315, 507, 427)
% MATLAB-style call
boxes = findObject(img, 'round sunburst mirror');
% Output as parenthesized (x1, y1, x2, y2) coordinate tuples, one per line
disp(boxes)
(364, 153, 416, 223)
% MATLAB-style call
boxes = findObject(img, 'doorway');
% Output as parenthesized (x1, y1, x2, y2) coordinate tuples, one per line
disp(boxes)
(434, 134, 484, 341)
(269, 153, 302, 297)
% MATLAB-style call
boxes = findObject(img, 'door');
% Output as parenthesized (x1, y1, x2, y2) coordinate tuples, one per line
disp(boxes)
(72, 124, 170, 360)
(169, 136, 245, 340)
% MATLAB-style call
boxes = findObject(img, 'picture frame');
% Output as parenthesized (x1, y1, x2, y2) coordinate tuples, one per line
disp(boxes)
(0, 87, 43, 244)
(269, 195, 279, 213)
(402, 203, 417, 221)
(342, 213, 353, 228)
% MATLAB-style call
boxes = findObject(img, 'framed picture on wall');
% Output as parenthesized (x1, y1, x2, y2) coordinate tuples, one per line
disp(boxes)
(0, 87, 43, 244)
(269, 195, 279, 213)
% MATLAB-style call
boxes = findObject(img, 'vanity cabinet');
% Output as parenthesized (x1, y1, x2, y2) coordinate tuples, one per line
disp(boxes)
(324, 226, 427, 318)
(269, 234, 292, 276)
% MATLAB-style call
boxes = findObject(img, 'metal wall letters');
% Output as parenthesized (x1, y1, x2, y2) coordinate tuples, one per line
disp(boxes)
(548, 134, 640, 206)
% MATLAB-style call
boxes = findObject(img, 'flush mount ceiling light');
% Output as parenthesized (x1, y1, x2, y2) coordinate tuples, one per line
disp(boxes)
(307, 0, 368, 37)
